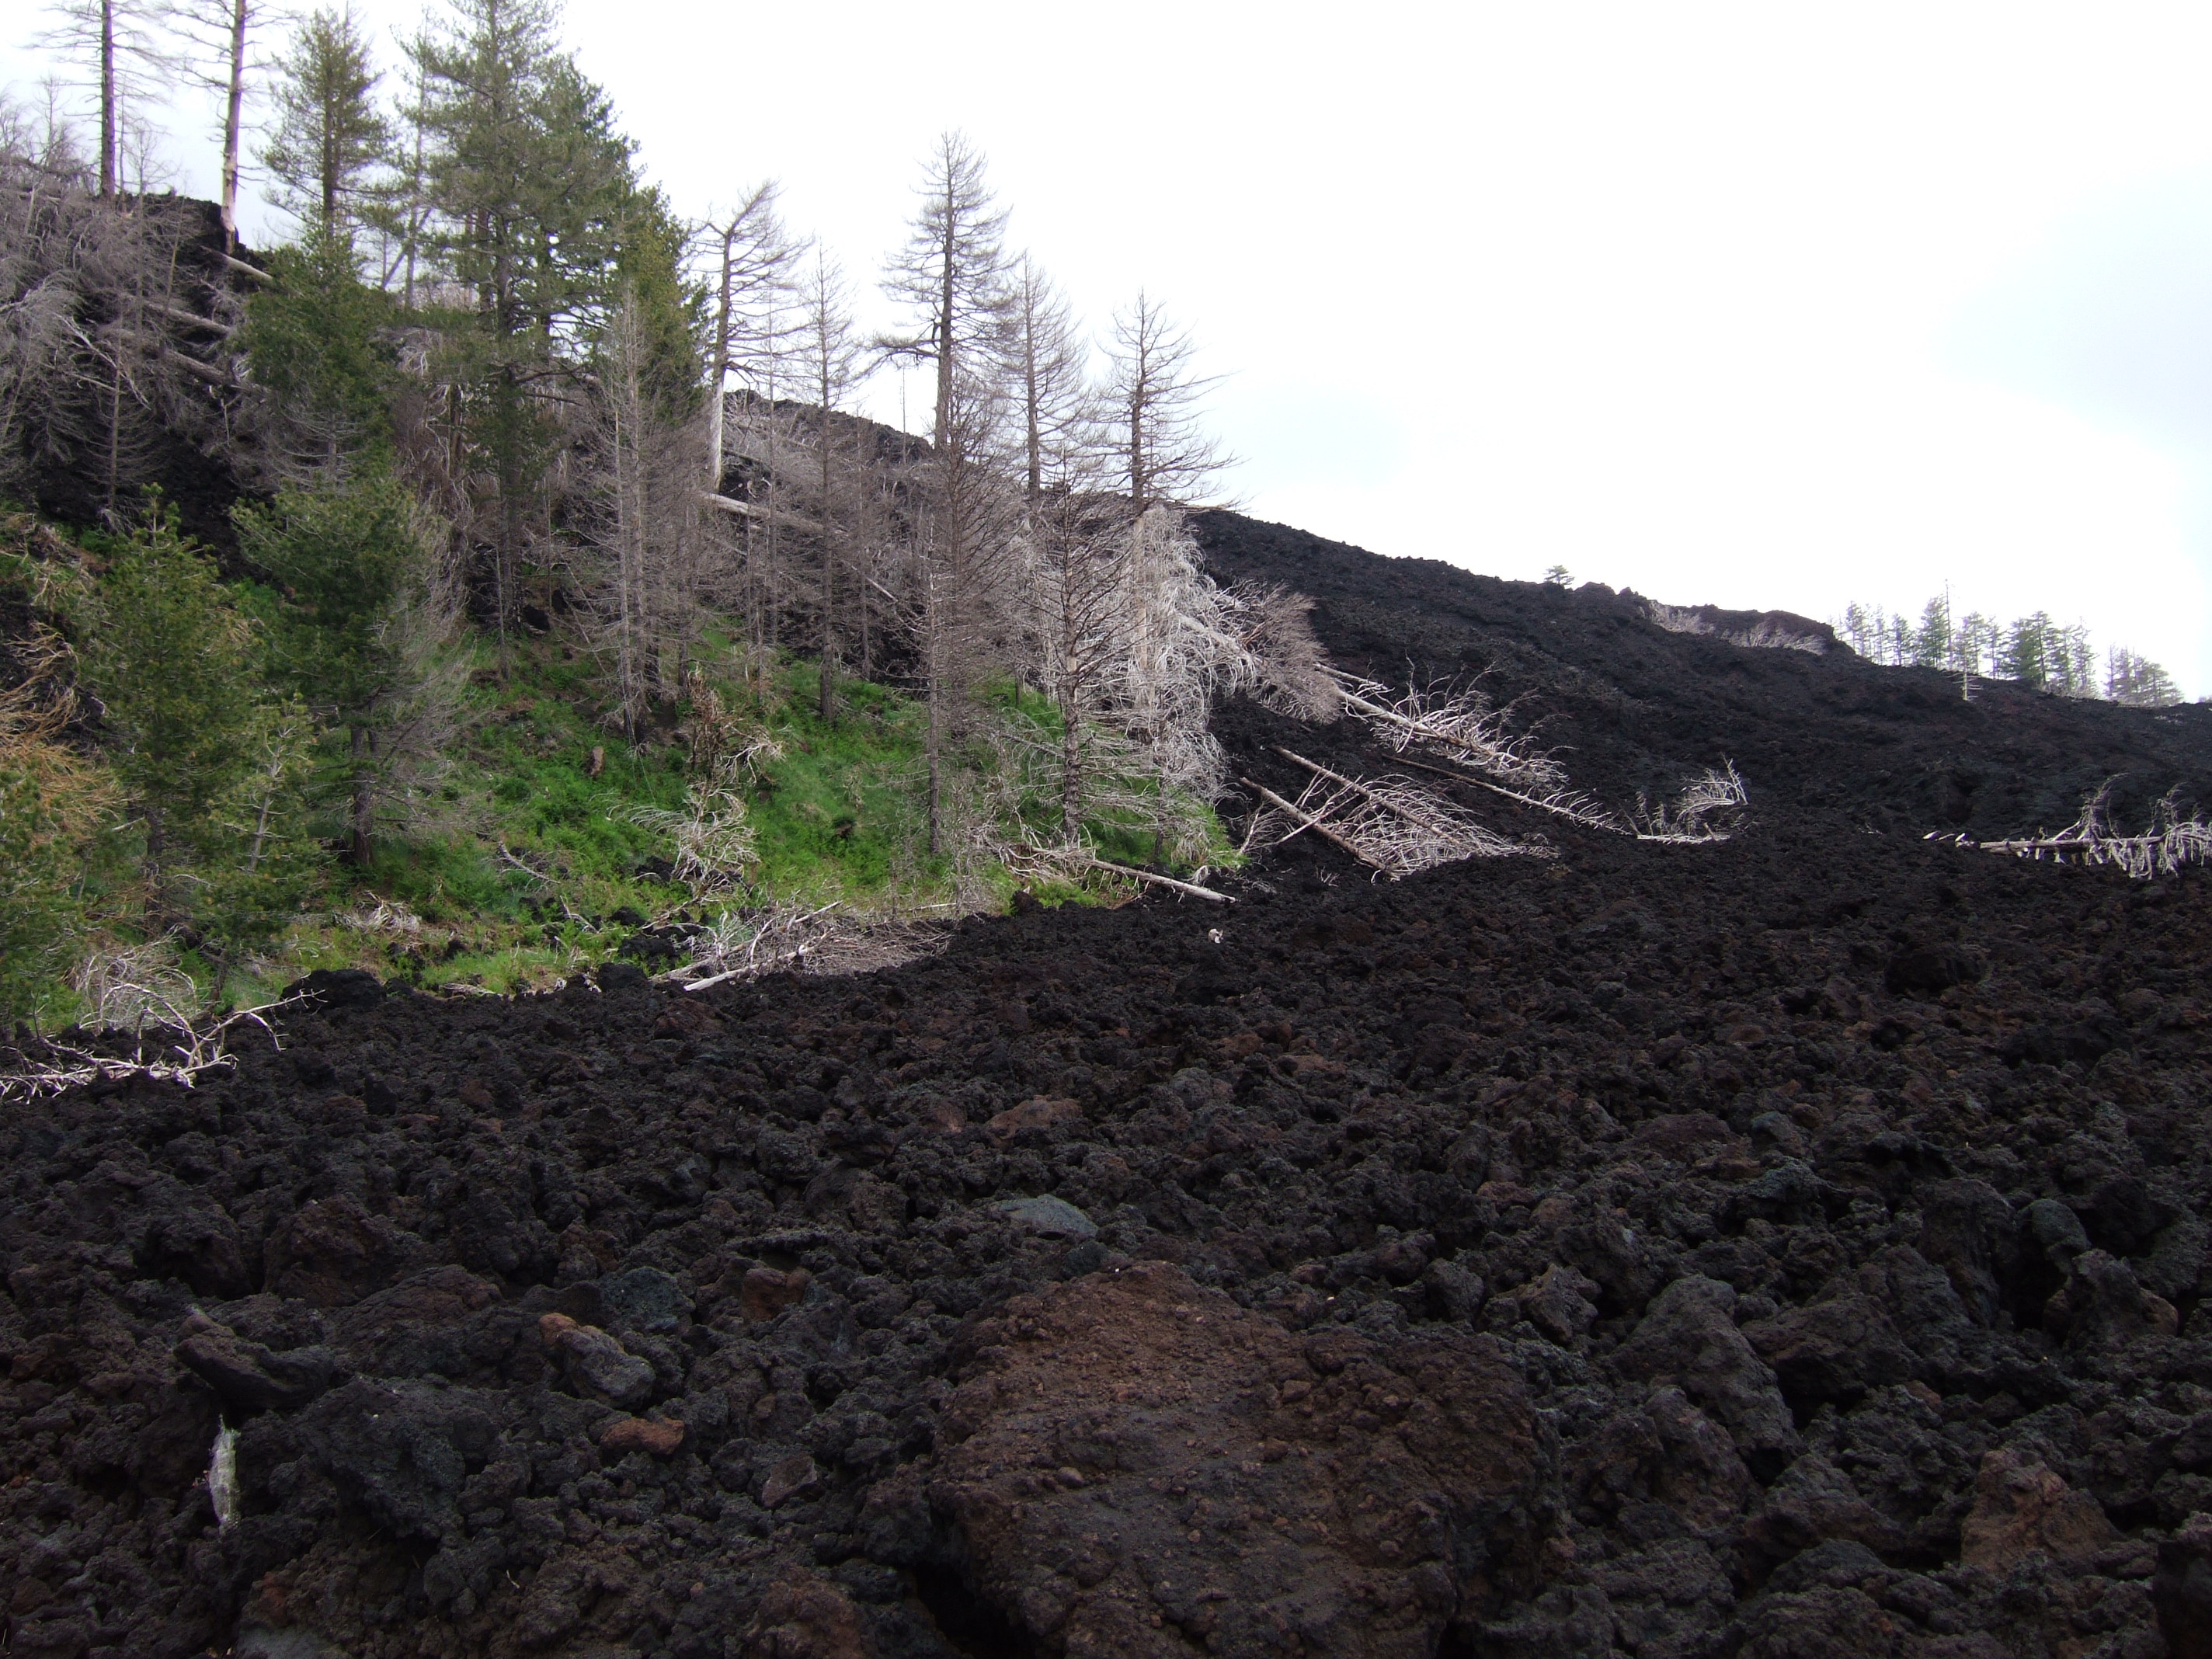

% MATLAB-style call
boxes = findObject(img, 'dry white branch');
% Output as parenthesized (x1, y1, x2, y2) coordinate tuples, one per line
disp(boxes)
(497, 840, 553, 882)
(1387, 751, 1630, 835)
(1330, 670, 1568, 792)
(1239, 775, 1390, 871)
(1937, 783, 2212, 880)
(663, 899, 960, 990)
(1082, 857, 1234, 903)
(1270, 748, 1549, 874)
(625, 767, 760, 897)
(1633, 762, 1751, 843)
(339, 898, 424, 937)
(71, 937, 199, 1029)
(667, 903, 954, 988)
(0, 995, 301, 1101)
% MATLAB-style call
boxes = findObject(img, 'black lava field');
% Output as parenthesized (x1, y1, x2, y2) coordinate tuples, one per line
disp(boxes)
(7, 511, 2212, 1659)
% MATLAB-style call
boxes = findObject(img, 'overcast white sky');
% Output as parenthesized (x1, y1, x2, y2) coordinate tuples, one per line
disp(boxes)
(11, 2, 2212, 693)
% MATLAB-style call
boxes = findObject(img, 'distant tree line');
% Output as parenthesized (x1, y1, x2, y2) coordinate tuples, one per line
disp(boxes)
(1837, 594, 2182, 706)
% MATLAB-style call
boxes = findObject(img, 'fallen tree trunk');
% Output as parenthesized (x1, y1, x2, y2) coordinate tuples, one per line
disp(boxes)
(1238, 777, 1389, 871)
(1083, 857, 1233, 904)
(1382, 751, 1629, 834)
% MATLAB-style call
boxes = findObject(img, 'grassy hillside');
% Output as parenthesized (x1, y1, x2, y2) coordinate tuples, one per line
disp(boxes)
(1, 509, 1237, 1024)
(245, 647, 1233, 1004)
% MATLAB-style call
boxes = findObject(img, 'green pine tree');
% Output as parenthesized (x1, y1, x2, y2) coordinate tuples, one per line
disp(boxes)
(71, 503, 321, 976)
(235, 466, 438, 867)
(238, 219, 394, 472)
(260, 6, 391, 231)
(0, 525, 113, 1024)
(409, 0, 637, 670)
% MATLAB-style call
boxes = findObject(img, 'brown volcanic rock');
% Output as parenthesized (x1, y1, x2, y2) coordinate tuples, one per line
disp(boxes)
(930, 1262, 1547, 1659)
(1959, 1447, 2119, 1570)
(262, 1194, 430, 1308)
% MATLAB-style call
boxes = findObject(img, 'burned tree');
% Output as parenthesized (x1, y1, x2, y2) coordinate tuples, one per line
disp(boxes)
(1104, 290, 1227, 515)
(881, 130, 1017, 852)
(794, 251, 867, 721)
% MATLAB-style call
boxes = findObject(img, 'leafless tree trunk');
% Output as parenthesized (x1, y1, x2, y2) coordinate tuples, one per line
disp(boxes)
(1033, 485, 1125, 837)
(882, 131, 1017, 854)
(704, 182, 789, 493)
(1105, 290, 1229, 514)
(218, 0, 248, 246)
(1011, 256, 1089, 515)
(169, 0, 265, 247)
(588, 288, 708, 739)
(100, 3, 115, 198)
(35, 0, 169, 203)
(796, 250, 865, 722)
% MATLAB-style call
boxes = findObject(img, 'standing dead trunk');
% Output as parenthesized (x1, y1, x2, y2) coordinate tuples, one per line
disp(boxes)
(218, 0, 248, 249)
(349, 723, 374, 865)
(924, 564, 943, 857)
(708, 221, 734, 491)
(819, 428, 836, 722)
(1059, 683, 1081, 838)
(99, 0, 117, 200)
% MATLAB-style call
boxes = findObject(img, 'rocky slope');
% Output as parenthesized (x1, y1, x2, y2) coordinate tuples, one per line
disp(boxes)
(5, 513, 2210, 1659)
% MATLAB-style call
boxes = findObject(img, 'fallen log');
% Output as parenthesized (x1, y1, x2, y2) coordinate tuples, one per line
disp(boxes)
(1237, 777, 1388, 871)
(1083, 857, 1233, 903)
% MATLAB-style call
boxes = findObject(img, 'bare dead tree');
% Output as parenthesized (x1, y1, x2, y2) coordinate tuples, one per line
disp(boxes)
(1114, 504, 1250, 861)
(0, 988, 297, 1099)
(584, 287, 708, 737)
(1103, 290, 1229, 514)
(32, 0, 171, 200)
(1010, 255, 1090, 514)
(1332, 669, 1567, 793)
(1268, 746, 1546, 874)
(1631, 762, 1749, 843)
(880, 131, 1017, 854)
(1031, 482, 1126, 836)
(0, 123, 245, 515)
(1942, 781, 2212, 879)
(794, 249, 868, 721)
(1220, 582, 1336, 719)
(703, 181, 793, 495)
(163, 0, 279, 249)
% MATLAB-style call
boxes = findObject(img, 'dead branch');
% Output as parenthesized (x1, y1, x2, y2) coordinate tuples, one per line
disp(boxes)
(1385, 751, 1631, 834)
(0, 995, 302, 1101)
(1271, 746, 1547, 871)
(1239, 775, 1389, 871)
(1082, 857, 1233, 903)
(497, 840, 552, 882)
(666, 902, 851, 989)
(1330, 670, 1567, 791)
(146, 299, 231, 336)
(161, 346, 233, 387)
(1937, 782, 2212, 880)
(698, 491, 825, 536)
(1632, 762, 1750, 843)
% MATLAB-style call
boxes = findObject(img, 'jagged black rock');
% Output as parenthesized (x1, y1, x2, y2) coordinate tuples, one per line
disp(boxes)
(4, 513, 2209, 1659)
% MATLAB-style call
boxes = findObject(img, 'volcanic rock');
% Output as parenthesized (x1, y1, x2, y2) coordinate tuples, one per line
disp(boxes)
(924, 1263, 1545, 1659)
